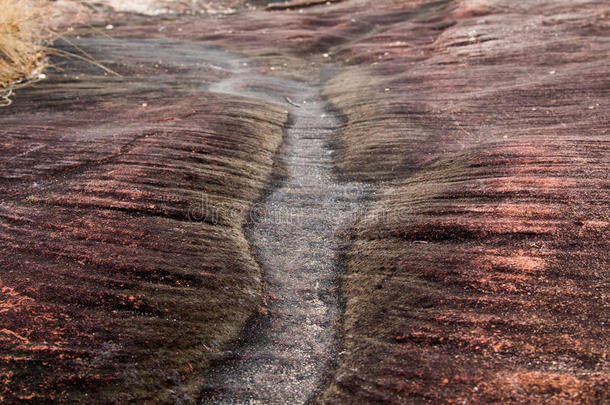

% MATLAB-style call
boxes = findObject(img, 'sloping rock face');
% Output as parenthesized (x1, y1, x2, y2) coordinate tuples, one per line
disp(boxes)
(315, 0, 610, 403)
(0, 0, 608, 403)
(0, 39, 286, 402)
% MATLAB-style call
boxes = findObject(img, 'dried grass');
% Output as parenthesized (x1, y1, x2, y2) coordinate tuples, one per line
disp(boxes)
(0, 0, 49, 106)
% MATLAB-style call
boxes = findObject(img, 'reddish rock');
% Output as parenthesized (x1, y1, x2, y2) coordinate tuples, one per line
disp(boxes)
(0, 39, 285, 401)
(0, 0, 608, 402)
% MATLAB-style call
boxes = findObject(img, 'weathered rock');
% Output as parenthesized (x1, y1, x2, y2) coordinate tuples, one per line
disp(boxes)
(315, 0, 610, 403)
(0, 0, 608, 402)
(0, 38, 286, 402)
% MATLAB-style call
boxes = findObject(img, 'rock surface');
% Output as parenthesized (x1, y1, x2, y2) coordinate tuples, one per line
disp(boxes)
(0, 0, 608, 403)
(0, 38, 286, 402)
(316, 1, 609, 403)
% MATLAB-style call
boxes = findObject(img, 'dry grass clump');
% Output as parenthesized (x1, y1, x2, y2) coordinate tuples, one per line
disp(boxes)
(0, 0, 48, 105)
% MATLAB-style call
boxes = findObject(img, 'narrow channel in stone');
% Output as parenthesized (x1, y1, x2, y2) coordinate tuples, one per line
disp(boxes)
(201, 55, 368, 404)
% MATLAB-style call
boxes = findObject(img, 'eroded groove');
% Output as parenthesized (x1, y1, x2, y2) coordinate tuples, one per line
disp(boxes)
(199, 54, 368, 404)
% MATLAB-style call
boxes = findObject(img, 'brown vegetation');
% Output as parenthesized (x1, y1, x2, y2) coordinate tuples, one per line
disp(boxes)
(0, 0, 48, 105)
